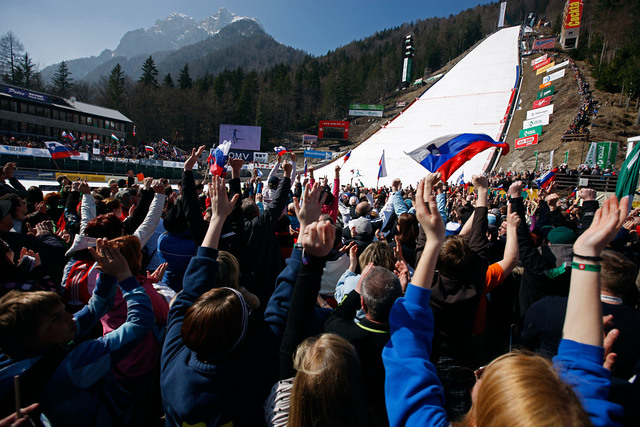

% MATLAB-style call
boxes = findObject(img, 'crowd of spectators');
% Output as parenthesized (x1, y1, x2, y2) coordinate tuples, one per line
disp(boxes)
(0, 151, 639, 426)
(0, 136, 188, 162)
(564, 59, 599, 136)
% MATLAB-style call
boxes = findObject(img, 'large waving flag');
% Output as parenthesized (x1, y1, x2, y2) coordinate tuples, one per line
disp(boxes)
(274, 146, 289, 156)
(406, 133, 509, 181)
(534, 168, 558, 189)
(209, 141, 232, 176)
(144, 145, 154, 152)
(378, 150, 387, 180)
(44, 141, 80, 160)
(615, 142, 640, 201)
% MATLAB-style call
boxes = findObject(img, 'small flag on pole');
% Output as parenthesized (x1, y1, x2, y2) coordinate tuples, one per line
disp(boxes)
(132, 126, 136, 137)
(209, 141, 232, 176)
(378, 150, 387, 179)
(44, 141, 80, 159)
(144, 145, 154, 152)
(343, 150, 352, 163)
(161, 138, 169, 146)
(534, 168, 558, 189)
(274, 146, 289, 156)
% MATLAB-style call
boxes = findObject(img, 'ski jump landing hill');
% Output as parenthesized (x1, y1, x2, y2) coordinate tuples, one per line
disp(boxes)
(316, 25, 522, 187)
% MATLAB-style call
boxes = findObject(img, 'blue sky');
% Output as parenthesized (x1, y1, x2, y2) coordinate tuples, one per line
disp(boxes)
(1, 0, 490, 68)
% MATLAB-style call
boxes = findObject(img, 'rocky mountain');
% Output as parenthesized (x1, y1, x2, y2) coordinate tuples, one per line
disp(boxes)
(40, 8, 281, 82)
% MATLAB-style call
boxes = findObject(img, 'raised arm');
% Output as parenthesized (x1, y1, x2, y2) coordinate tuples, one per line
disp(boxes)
(181, 146, 209, 245)
(496, 204, 520, 276)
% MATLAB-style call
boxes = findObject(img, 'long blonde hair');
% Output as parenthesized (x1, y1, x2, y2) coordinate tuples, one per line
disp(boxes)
(288, 333, 368, 427)
(461, 353, 591, 427)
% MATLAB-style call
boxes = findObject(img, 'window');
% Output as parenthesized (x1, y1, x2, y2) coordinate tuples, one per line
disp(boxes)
(87, 116, 93, 125)
(80, 115, 86, 125)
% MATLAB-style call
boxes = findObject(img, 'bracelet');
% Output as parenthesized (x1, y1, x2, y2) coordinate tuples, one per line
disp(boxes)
(573, 253, 603, 262)
(571, 261, 601, 272)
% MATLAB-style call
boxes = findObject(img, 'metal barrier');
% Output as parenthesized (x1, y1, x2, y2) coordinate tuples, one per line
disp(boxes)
(554, 173, 618, 193)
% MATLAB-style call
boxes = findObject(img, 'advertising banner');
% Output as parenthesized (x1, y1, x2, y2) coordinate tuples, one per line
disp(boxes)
(539, 82, 552, 89)
(161, 160, 185, 169)
(533, 96, 552, 109)
(498, 1, 507, 27)
(253, 152, 268, 163)
(537, 86, 555, 99)
(542, 69, 565, 84)
(520, 125, 543, 138)
(15, 170, 56, 180)
(348, 104, 384, 117)
(318, 120, 349, 140)
(304, 150, 333, 160)
(523, 115, 550, 128)
(219, 124, 261, 151)
(535, 61, 555, 74)
(532, 38, 556, 50)
(545, 60, 570, 73)
(531, 54, 549, 67)
(564, 0, 583, 29)
(0, 145, 49, 157)
(1, 85, 50, 103)
(515, 134, 539, 149)
(56, 172, 108, 182)
(302, 134, 317, 146)
(527, 104, 554, 119)
(228, 149, 258, 162)
(533, 57, 552, 70)
(595, 142, 618, 170)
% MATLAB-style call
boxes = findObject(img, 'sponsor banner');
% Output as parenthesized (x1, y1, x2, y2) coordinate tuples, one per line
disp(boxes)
(219, 124, 261, 151)
(318, 120, 349, 140)
(57, 172, 108, 183)
(515, 134, 539, 149)
(523, 115, 550, 128)
(595, 141, 618, 169)
(535, 61, 555, 74)
(532, 38, 556, 50)
(1, 85, 50, 103)
(527, 104, 554, 120)
(531, 54, 549, 67)
(537, 86, 555, 99)
(349, 104, 384, 111)
(539, 81, 552, 89)
(519, 125, 543, 138)
(69, 152, 89, 161)
(0, 145, 88, 161)
(304, 150, 333, 160)
(533, 57, 552, 70)
(498, 1, 507, 27)
(533, 96, 552, 109)
(545, 60, 570, 73)
(228, 149, 258, 162)
(302, 134, 317, 146)
(15, 170, 56, 180)
(253, 152, 268, 163)
(161, 160, 185, 169)
(106, 156, 139, 164)
(348, 108, 383, 117)
(139, 158, 163, 167)
(542, 69, 565, 84)
(564, 0, 583, 29)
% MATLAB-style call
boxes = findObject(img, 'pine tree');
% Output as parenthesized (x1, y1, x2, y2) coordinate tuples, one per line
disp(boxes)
(138, 55, 158, 88)
(13, 52, 36, 88)
(178, 64, 192, 90)
(106, 63, 126, 110)
(0, 32, 25, 85)
(163, 73, 174, 88)
(51, 61, 73, 97)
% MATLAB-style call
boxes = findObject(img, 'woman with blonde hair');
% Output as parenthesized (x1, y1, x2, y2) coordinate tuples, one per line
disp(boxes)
(383, 174, 624, 427)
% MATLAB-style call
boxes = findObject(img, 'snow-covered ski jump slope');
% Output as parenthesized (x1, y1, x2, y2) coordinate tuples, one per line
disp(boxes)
(316, 25, 521, 187)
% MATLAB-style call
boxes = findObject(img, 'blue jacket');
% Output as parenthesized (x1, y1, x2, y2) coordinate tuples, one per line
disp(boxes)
(383, 284, 623, 427)
(0, 274, 153, 426)
(158, 230, 197, 292)
(160, 246, 301, 426)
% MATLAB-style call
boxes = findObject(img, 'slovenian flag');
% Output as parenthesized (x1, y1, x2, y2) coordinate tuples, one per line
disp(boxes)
(406, 133, 510, 181)
(570, 187, 578, 198)
(274, 146, 288, 156)
(132, 126, 136, 137)
(378, 150, 387, 179)
(172, 147, 178, 156)
(209, 141, 232, 176)
(145, 145, 154, 152)
(111, 133, 119, 142)
(161, 138, 169, 146)
(304, 158, 308, 177)
(44, 141, 80, 160)
(343, 150, 352, 163)
(61, 131, 75, 141)
(534, 168, 558, 189)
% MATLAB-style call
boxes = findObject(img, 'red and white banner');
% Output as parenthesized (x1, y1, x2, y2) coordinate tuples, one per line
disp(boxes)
(533, 57, 552, 70)
(515, 134, 539, 149)
(564, 0, 583, 29)
(533, 96, 552, 109)
(531, 54, 548, 67)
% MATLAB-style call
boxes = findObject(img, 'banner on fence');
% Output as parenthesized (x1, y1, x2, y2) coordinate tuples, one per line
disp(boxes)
(515, 134, 539, 149)
(519, 125, 543, 138)
(527, 104, 554, 119)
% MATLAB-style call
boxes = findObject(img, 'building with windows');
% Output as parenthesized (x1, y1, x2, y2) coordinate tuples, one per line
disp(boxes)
(0, 84, 131, 143)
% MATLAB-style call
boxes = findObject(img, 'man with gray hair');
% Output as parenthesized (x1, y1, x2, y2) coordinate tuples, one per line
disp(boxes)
(324, 265, 403, 423)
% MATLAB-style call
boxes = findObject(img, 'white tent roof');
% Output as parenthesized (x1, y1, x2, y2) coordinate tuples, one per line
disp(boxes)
(316, 25, 521, 187)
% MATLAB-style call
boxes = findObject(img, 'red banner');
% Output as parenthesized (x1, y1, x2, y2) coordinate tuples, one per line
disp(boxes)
(533, 57, 552, 70)
(318, 120, 350, 140)
(515, 134, 539, 149)
(533, 96, 551, 109)
(564, 0, 583, 29)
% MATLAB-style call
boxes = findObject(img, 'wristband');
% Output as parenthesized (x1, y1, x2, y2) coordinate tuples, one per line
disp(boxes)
(573, 253, 603, 262)
(571, 262, 601, 272)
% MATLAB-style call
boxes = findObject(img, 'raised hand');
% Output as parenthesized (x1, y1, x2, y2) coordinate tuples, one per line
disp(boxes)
(415, 173, 445, 245)
(293, 182, 327, 231)
(300, 220, 335, 258)
(89, 238, 132, 281)
(394, 260, 411, 293)
(184, 145, 205, 171)
(573, 195, 628, 257)
(148, 262, 168, 282)
(508, 181, 523, 199)
(208, 175, 239, 220)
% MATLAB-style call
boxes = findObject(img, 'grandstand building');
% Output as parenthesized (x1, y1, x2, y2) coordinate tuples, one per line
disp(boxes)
(0, 83, 130, 143)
